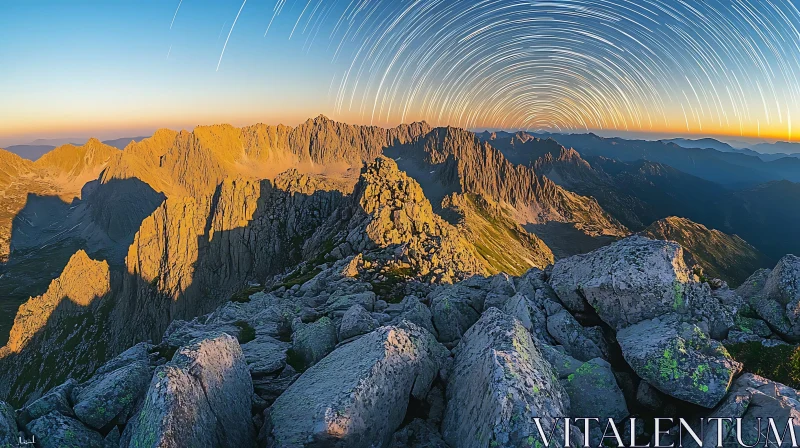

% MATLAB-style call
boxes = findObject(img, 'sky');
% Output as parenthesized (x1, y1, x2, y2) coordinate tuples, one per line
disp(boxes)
(2, 0, 800, 147)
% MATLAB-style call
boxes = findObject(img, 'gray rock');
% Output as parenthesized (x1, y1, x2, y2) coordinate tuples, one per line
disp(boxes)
(94, 342, 155, 376)
(17, 378, 77, 426)
(546, 309, 604, 361)
(123, 333, 255, 448)
(540, 345, 583, 379)
(746, 255, 800, 341)
(733, 315, 772, 338)
(549, 236, 696, 329)
(73, 360, 152, 429)
(482, 292, 512, 311)
(252, 367, 299, 406)
(502, 293, 532, 330)
(736, 268, 772, 299)
(429, 290, 480, 343)
(690, 374, 800, 447)
(389, 419, 448, 448)
(105, 426, 121, 446)
(267, 322, 447, 448)
(636, 381, 664, 411)
(338, 304, 379, 340)
(488, 273, 516, 296)
(442, 308, 574, 448)
(393, 295, 437, 337)
(291, 316, 338, 368)
(27, 411, 106, 448)
(241, 335, 290, 376)
(163, 319, 244, 350)
(324, 291, 376, 316)
(0, 401, 19, 446)
(617, 317, 741, 408)
(561, 358, 628, 421)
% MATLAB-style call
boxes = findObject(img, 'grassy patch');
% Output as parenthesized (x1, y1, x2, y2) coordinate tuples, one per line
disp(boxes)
(234, 320, 256, 344)
(277, 267, 322, 290)
(230, 285, 262, 303)
(726, 342, 800, 388)
(372, 265, 415, 303)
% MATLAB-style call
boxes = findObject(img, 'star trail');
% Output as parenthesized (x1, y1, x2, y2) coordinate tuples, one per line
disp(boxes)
(2, 1, 800, 141)
(217, 0, 800, 138)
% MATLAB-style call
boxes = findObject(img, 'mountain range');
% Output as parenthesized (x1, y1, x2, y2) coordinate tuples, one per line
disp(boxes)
(4, 137, 148, 162)
(0, 116, 799, 446)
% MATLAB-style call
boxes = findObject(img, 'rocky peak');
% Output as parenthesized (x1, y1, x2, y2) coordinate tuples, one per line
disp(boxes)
(5, 250, 110, 354)
(34, 138, 119, 178)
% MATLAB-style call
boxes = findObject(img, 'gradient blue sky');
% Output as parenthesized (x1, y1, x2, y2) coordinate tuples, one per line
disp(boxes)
(1, 0, 340, 145)
(2, 1, 799, 147)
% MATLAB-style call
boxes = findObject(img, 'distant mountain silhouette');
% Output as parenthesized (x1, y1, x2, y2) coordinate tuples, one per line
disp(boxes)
(3, 136, 149, 160)
(750, 141, 800, 155)
(3, 145, 55, 161)
(533, 132, 800, 188)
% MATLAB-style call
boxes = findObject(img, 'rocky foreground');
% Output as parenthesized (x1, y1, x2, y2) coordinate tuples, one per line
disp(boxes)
(2, 228, 800, 446)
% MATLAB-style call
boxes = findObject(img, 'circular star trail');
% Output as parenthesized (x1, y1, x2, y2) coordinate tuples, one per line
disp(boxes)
(221, 0, 800, 138)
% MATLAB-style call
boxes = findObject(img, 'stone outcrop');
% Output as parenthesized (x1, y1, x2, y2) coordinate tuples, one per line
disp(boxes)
(267, 322, 447, 447)
(442, 308, 574, 448)
(123, 333, 255, 447)
(0, 400, 18, 445)
(617, 316, 741, 408)
(27, 411, 107, 448)
(740, 255, 800, 341)
(697, 373, 800, 447)
(549, 235, 700, 328)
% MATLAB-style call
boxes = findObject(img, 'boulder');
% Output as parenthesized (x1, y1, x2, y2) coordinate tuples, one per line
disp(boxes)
(549, 236, 696, 329)
(0, 401, 19, 446)
(73, 360, 152, 430)
(746, 255, 800, 341)
(429, 289, 480, 343)
(267, 322, 447, 448)
(540, 345, 582, 379)
(290, 317, 338, 368)
(561, 358, 628, 421)
(241, 336, 290, 376)
(698, 373, 800, 447)
(389, 419, 448, 448)
(393, 295, 437, 337)
(488, 273, 516, 297)
(338, 305, 379, 340)
(442, 308, 574, 448)
(123, 333, 255, 447)
(27, 411, 106, 448)
(17, 378, 77, 426)
(636, 381, 664, 411)
(252, 366, 300, 406)
(502, 293, 532, 330)
(92, 342, 154, 376)
(617, 317, 741, 408)
(546, 309, 604, 361)
(324, 291, 376, 316)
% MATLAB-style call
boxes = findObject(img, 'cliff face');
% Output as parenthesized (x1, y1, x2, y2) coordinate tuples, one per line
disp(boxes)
(391, 127, 627, 241)
(0, 251, 115, 403)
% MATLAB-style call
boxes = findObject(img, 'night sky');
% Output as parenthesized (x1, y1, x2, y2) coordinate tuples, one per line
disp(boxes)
(2, 0, 799, 144)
